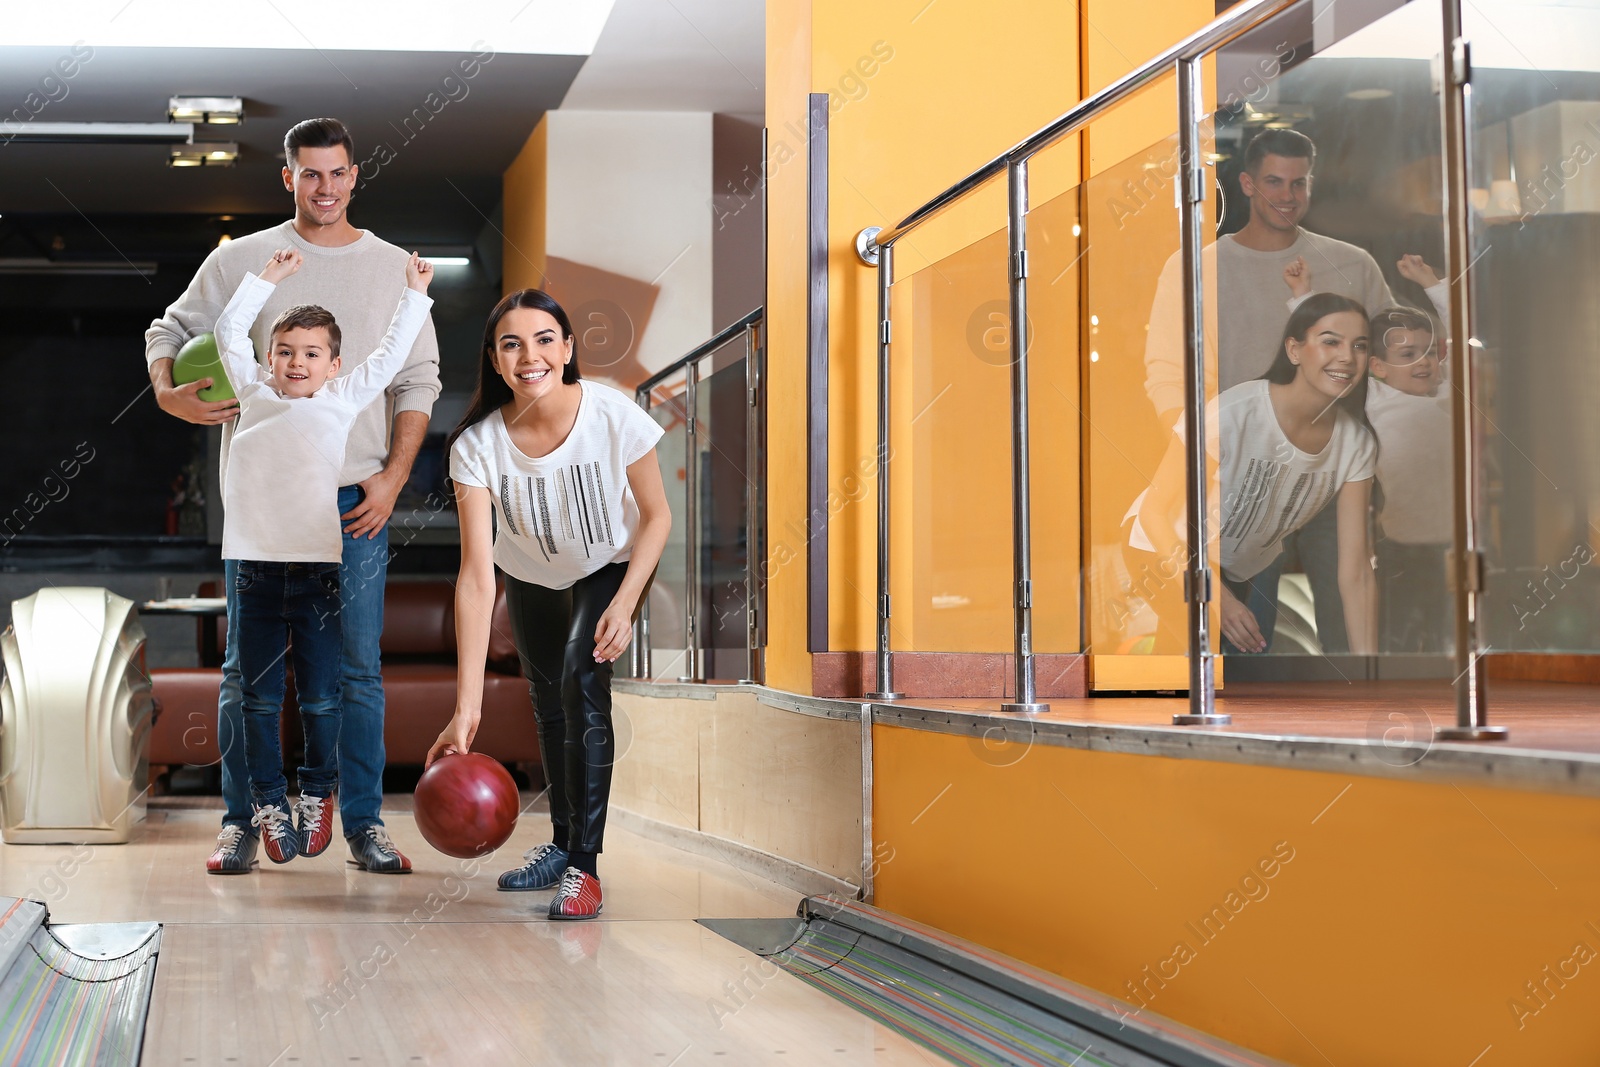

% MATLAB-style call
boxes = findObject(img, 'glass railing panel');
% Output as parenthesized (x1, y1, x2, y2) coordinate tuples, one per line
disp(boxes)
(1211, 0, 1454, 701)
(1025, 139, 1087, 662)
(887, 185, 1014, 654)
(643, 380, 689, 679)
(1077, 106, 1196, 677)
(1463, 0, 1600, 653)
(696, 343, 753, 680)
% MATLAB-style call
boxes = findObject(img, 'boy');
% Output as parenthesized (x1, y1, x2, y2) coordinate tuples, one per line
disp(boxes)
(214, 247, 433, 862)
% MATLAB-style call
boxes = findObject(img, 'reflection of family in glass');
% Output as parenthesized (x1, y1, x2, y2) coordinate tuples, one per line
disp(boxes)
(1132, 129, 1453, 657)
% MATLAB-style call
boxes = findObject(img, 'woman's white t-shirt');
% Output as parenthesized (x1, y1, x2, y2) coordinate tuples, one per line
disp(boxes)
(449, 380, 665, 589)
(1218, 379, 1376, 582)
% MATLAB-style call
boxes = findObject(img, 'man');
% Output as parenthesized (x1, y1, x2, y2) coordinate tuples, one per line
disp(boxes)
(1143, 129, 1393, 653)
(146, 117, 441, 874)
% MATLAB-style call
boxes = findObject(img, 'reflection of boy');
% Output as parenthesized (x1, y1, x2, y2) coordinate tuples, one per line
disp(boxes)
(215, 248, 434, 864)
(1283, 255, 1452, 654)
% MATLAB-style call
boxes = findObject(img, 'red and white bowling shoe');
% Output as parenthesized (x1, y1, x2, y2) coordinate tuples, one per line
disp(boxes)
(548, 868, 603, 920)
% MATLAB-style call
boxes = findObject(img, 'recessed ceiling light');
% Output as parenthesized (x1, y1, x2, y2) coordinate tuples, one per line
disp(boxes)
(169, 143, 238, 167)
(1346, 88, 1393, 101)
(169, 96, 244, 124)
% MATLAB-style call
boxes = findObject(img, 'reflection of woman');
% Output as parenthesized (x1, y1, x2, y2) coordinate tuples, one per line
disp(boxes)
(427, 289, 671, 920)
(1138, 293, 1378, 654)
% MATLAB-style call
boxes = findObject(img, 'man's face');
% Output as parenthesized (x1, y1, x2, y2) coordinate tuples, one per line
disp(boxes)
(282, 145, 357, 230)
(1239, 153, 1312, 233)
(270, 326, 341, 398)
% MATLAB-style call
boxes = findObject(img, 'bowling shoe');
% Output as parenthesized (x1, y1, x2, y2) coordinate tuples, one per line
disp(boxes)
(205, 824, 259, 875)
(296, 794, 335, 857)
(498, 843, 570, 891)
(549, 867, 603, 920)
(251, 803, 300, 864)
(345, 825, 413, 874)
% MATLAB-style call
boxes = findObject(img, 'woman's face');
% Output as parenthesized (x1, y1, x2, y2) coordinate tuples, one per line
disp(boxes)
(489, 307, 573, 401)
(1287, 310, 1368, 400)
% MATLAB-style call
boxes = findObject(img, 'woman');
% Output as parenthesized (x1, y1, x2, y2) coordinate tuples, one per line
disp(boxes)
(426, 289, 671, 920)
(1137, 292, 1378, 655)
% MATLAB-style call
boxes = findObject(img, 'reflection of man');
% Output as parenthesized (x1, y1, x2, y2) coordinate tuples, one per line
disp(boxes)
(1143, 129, 1393, 653)
(145, 118, 441, 874)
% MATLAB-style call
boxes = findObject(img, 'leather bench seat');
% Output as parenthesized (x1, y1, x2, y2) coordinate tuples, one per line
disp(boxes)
(149, 579, 540, 772)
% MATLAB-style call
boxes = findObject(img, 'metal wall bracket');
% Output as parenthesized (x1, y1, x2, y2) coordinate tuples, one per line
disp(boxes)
(856, 226, 883, 267)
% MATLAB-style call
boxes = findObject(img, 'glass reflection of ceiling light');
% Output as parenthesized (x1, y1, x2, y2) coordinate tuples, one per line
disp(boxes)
(1346, 88, 1393, 101)
(1468, 337, 1484, 348)
(8, 3, 616, 55)
(169, 143, 238, 167)
(1264, 122, 1294, 129)
(1090, 350, 1100, 362)
(1071, 223, 1082, 237)
(169, 96, 243, 124)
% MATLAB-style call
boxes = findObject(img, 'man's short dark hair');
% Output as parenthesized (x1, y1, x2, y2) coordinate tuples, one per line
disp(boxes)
(271, 304, 342, 360)
(284, 118, 355, 167)
(1243, 128, 1316, 174)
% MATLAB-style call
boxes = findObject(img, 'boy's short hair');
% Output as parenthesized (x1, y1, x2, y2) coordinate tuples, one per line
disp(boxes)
(1243, 128, 1316, 174)
(1370, 305, 1440, 361)
(284, 117, 355, 166)
(271, 304, 342, 359)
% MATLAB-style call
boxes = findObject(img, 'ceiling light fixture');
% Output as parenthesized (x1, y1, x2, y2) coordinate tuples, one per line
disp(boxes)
(169, 142, 238, 167)
(169, 96, 244, 124)
(6, 122, 194, 144)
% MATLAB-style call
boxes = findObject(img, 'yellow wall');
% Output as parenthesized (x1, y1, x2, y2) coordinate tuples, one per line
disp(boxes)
(764, 0, 1084, 685)
(874, 724, 1600, 1065)
(762, 0, 814, 692)
(501, 114, 548, 296)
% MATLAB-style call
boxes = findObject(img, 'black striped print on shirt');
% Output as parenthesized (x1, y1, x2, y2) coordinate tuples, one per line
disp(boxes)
(499, 465, 617, 561)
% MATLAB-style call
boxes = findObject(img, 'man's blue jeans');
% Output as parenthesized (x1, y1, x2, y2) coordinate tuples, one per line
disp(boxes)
(220, 485, 389, 834)
(234, 560, 342, 807)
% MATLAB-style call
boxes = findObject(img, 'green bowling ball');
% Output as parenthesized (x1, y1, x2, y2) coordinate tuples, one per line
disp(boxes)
(171, 332, 237, 403)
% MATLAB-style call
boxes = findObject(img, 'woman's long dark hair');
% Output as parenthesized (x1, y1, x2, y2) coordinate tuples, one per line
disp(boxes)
(1260, 291, 1375, 444)
(448, 288, 581, 454)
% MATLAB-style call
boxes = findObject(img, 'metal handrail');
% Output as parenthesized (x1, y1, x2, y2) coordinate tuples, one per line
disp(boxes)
(636, 307, 763, 398)
(633, 309, 766, 685)
(862, 0, 1300, 257)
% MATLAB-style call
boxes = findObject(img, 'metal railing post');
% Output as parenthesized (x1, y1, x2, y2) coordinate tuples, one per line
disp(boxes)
(1436, 0, 1505, 741)
(741, 321, 763, 685)
(679, 363, 703, 682)
(1172, 56, 1228, 726)
(634, 389, 654, 679)
(1001, 158, 1048, 714)
(865, 240, 901, 700)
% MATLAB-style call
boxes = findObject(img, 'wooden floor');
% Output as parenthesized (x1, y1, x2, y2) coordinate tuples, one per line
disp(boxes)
(0, 799, 939, 1066)
(888, 679, 1600, 755)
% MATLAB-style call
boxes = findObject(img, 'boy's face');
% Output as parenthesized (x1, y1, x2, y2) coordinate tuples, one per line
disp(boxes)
(271, 326, 341, 397)
(1371, 325, 1442, 397)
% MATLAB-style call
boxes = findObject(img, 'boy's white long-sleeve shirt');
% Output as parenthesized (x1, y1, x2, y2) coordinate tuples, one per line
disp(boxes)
(216, 273, 433, 562)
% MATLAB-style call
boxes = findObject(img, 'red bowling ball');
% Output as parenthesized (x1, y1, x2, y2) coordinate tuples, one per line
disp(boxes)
(413, 753, 521, 859)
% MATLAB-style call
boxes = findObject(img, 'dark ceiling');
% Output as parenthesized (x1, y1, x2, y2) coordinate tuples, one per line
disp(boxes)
(0, 44, 586, 266)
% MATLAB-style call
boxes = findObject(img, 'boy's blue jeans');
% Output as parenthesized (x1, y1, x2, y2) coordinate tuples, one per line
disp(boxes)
(234, 560, 344, 808)
(219, 486, 390, 834)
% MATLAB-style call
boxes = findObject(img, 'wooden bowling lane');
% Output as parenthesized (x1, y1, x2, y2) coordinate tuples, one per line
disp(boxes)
(1, 800, 938, 1065)
(0, 804, 802, 927)
(144, 920, 935, 1065)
